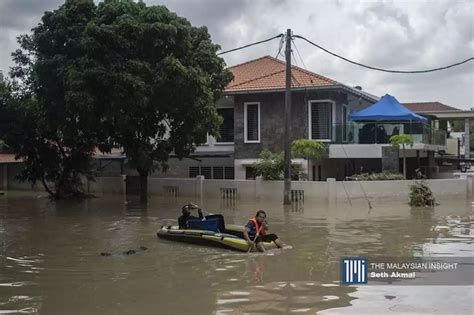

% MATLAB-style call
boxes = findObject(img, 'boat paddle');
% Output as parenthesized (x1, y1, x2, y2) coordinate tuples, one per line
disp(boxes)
(247, 221, 265, 253)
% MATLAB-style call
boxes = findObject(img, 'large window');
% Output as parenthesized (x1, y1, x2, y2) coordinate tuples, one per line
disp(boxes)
(216, 108, 234, 143)
(189, 166, 234, 179)
(244, 102, 260, 143)
(309, 100, 334, 141)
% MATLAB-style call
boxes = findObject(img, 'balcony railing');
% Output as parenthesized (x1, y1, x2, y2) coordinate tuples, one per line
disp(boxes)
(311, 122, 446, 146)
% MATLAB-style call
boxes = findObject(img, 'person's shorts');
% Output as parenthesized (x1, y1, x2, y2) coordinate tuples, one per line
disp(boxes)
(255, 234, 278, 243)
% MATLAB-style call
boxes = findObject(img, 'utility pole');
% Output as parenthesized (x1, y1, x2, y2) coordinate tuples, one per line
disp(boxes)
(283, 28, 292, 205)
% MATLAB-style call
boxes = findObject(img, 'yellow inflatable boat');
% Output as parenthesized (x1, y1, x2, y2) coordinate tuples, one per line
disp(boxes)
(157, 215, 277, 252)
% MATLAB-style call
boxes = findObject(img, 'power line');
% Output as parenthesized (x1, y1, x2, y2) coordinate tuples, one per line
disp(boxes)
(275, 35, 285, 59)
(292, 38, 308, 70)
(217, 34, 284, 56)
(294, 34, 474, 74)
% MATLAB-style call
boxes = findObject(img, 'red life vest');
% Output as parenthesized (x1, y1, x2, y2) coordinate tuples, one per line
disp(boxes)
(250, 216, 267, 236)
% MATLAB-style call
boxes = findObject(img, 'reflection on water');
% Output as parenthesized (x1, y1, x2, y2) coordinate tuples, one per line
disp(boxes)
(0, 192, 472, 314)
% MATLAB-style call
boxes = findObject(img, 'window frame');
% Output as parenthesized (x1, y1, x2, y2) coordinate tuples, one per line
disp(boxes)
(308, 99, 336, 142)
(244, 102, 261, 143)
(342, 104, 349, 143)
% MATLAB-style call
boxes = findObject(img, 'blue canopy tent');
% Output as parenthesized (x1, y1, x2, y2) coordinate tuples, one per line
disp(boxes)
(349, 94, 428, 123)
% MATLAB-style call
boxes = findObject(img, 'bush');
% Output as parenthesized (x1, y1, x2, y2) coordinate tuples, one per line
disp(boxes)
(252, 149, 305, 180)
(352, 171, 405, 181)
(409, 181, 436, 207)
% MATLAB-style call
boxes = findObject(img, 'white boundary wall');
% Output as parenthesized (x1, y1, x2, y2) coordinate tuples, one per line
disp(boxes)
(123, 176, 472, 202)
(4, 173, 472, 202)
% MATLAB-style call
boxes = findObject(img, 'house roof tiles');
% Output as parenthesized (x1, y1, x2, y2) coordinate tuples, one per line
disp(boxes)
(404, 102, 461, 113)
(225, 56, 338, 92)
(0, 154, 21, 163)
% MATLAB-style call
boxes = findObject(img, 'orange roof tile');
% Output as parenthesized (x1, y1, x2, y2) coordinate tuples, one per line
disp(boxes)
(0, 148, 124, 163)
(404, 102, 461, 113)
(225, 56, 338, 92)
(0, 154, 22, 163)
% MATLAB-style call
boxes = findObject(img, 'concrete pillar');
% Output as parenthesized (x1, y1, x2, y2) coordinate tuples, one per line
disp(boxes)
(382, 146, 399, 172)
(255, 176, 263, 201)
(327, 178, 336, 204)
(427, 151, 436, 178)
(196, 175, 204, 205)
(465, 118, 470, 159)
(121, 175, 127, 195)
(466, 174, 473, 198)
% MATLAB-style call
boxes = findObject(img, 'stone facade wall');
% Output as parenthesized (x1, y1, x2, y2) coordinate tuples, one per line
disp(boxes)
(381, 146, 399, 172)
(233, 90, 352, 159)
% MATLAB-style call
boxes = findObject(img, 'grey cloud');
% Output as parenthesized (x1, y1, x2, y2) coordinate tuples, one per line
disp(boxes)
(0, 0, 63, 30)
(0, 0, 472, 109)
(366, 2, 412, 32)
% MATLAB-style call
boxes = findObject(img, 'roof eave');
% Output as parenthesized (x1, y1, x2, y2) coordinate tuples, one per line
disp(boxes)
(224, 84, 377, 102)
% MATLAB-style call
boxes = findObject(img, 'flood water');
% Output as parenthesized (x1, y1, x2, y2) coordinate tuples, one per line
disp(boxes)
(0, 192, 473, 314)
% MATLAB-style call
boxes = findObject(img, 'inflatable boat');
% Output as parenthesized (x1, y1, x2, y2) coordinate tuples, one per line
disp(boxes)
(157, 215, 278, 252)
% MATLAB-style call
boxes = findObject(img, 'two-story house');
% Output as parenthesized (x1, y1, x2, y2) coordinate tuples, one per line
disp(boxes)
(156, 55, 446, 180)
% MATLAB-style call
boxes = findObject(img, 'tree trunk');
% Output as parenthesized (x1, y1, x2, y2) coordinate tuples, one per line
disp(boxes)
(138, 173, 148, 202)
(41, 176, 57, 199)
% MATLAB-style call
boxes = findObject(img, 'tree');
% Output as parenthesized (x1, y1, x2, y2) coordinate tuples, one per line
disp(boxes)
(74, 0, 232, 200)
(1, 0, 103, 199)
(2, 0, 232, 200)
(389, 134, 413, 178)
(252, 149, 305, 181)
(291, 139, 326, 178)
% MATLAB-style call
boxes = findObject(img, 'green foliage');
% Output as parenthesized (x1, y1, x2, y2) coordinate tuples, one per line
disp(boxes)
(389, 134, 413, 148)
(1, 0, 232, 198)
(409, 181, 436, 207)
(252, 149, 304, 180)
(352, 171, 405, 181)
(81, 0, 233, 176)
(1, 73, 94, 198)
(291, 139, 326, 161)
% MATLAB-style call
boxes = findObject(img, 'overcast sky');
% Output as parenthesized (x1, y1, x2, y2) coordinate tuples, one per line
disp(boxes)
(1, 0, 472, 109)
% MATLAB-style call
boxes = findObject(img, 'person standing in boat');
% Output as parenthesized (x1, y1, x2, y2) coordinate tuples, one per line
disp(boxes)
(243, 210, 284, 252)
(178, 203, 203, 229)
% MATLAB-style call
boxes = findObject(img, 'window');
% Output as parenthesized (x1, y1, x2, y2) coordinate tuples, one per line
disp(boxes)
(224, 167, 235, 179)
(189, 166, 234, 179)
(309, 100, 334, 141)
(244, 102, 260, 143)
(213, 166, 224, 179)
(342, 105, 348, 142)
(216, 108, 234, 143)
(188, 166, 211, 178)
(189, 167, 200, 178)
(200, 167, 211, 179)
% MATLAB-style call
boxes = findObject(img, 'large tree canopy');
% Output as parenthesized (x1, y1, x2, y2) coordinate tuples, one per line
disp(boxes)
(1, 0, 232, 199)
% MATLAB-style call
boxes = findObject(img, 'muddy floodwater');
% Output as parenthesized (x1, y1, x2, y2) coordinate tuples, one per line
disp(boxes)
(0, 192, 473, 314)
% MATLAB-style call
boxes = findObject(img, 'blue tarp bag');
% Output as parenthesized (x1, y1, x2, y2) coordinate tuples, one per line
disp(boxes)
(188, 214, 225, 232)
